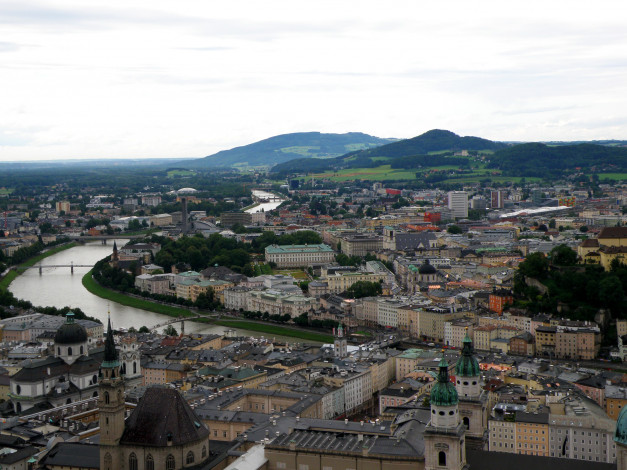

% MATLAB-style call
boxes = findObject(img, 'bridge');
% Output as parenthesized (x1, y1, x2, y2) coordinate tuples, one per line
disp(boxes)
(67, 235, 148, 244)
(149, 313, 216, 334)
(20, 262, 93, 274)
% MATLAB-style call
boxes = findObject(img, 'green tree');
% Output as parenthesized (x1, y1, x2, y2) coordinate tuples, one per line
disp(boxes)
(550, 245, 578, 266)
(163, 325, 178, 336)
(518, 252, 549, 279)
(599, 276, 624, 317)
(447, 225, 462, 234)
(346, 281, 383, 299)
(138, 326, 150, 333)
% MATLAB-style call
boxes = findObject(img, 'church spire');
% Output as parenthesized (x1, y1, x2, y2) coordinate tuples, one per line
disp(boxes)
(103, 315, 119, 367)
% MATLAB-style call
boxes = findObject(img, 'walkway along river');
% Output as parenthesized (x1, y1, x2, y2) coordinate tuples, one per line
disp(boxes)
(9, 240, 319, 342)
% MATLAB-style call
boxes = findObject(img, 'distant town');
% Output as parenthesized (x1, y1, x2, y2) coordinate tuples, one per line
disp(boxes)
(1, 135, 627, 469)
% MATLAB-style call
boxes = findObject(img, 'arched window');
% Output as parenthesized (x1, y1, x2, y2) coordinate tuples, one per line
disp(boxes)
(68, 346, 73, 356)
(133, 361, 137, 374)
(15, 385, 21, 395)
(93, 391, 98, 397)
(129, 453, 138, 470)
(80, 345, 84, 355)
(166, 454, 175, 470)
(104, 453, 112, 470)
(202, 446, 207, 459)
(439, 451, 447, 466)
(186, 451, 195, 464)
(463, 417, 470, 429)
(58, 347, 61, 355)
(145, 454, 154, 470)
(448, 410, 454, 415)
(104, 391, 110, 405)
(93, 374, 98, 384)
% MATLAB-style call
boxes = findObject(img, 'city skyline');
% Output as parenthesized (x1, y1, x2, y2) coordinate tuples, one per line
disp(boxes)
(2, 0, 627, 161)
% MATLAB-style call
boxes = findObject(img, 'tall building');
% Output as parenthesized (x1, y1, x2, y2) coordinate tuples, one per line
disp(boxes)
(491, 190, 506, 209)
(334, 323, 348, 358)
(448, 191, 469, 219)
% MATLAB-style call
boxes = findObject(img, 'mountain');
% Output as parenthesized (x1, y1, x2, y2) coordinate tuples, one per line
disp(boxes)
(186, 132, 394, 168)
(270, 129, 507, 175)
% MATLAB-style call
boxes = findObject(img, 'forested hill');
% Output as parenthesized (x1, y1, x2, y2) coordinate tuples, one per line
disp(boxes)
(340, 129, 507, 159)
(186, 132, 394, 168)
(270, 129, 506, 175)
(488, 143, 627, 177)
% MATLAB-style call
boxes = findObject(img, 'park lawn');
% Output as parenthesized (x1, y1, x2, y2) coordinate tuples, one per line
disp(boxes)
(214, 320, 333, 343)
(598, 173, 627, 181)
(81, 270, 196, 318)
(274, 269, 308, 280)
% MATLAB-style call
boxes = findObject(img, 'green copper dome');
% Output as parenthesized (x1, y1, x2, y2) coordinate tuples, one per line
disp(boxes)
(431, 358, 458, 406)
(455, 333, 480, 377)
(615, 405, 627, 445)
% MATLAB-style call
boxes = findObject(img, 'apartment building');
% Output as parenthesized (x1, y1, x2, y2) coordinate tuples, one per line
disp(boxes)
(264, 244, 335, 268)
(339, 234, 383, 257)
(247, 290, 317, 318)
(323, 272, 386, 294)
(419, 308, 465, 343)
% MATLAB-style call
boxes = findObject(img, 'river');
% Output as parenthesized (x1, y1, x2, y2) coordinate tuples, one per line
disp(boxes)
(8, 240, 314, 342)
(245, 190, 285, 213)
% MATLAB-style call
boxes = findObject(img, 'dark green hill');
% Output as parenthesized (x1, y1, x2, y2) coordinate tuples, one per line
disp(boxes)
(186, 132, 393, 168)
(489, 143, 627, 177)
(342, 129, 507, 160)
(271, 129, 506, 175)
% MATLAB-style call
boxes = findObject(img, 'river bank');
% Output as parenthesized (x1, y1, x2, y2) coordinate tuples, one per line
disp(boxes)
(0, 242, 78, 291)
(82, 270, 333, 342)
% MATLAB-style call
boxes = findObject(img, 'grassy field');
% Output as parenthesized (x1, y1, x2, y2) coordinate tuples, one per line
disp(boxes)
(274, 269, 309, 280)
(279, 146, 320, 156)
(81, 271, 196, 318)
(311, 165, 418, 181)
(167, 169, 196, 178)
(0, 242, 78, 291)
(214, 320, 333, 343)
(0, 188, 13, 195)
(598, 173, 627, 181)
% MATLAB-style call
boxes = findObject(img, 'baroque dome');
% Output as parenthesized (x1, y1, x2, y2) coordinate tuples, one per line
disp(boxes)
(616, 405, 627, 445)
(54, 313, 88, 345)
(418, 259, 437, 275)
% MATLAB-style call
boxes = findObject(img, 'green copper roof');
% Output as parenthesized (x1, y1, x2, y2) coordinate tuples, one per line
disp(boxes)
(455, 333, 480, 377)
(431, 357, 458, 406)
(615, 406, 627, 445)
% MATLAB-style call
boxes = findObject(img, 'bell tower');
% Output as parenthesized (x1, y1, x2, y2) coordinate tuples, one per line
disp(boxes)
(424, 356, 468, 470)
(99, 316, 125, 470)
(334, 323, 347, 358)
(455, 331, 488, 447)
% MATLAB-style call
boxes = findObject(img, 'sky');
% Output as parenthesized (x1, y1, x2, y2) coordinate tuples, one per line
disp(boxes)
(2, 0, 627, 161)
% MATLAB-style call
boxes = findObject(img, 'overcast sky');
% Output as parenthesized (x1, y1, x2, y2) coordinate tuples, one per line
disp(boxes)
(2, 0, 627, 160)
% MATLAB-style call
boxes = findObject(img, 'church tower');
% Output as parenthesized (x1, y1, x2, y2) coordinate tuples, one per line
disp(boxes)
(455, 331, 488, 447)
(424, 357, 468, 470)
(334, 324, 347, 358)
(99, 317, 125, 470)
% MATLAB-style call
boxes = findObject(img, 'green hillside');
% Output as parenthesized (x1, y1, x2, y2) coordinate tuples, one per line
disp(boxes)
(271, 129, 504, 176)
(186, 132, 394, 168)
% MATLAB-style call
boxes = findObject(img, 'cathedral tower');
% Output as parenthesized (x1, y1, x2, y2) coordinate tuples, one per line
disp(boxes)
(455, 331, 488, 446)
(334, 324, 347, 358)
(424, 357, 468, 470)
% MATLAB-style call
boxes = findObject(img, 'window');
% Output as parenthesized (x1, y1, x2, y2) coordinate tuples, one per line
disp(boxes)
(104, 453, 112, 470)
(68, 347, 73, 356)
(186, 451, 195, 464)
(439, 451, 446, 466)
(298, 465, 309, 470)
(80, 346, 84, 355)
(104, 392, 110, 405)
(15, 385, 21, 395)
(277, 463, 286, 469)
(129, 453, 138, 470)
(166, 455, 175, 470)
(202, 446, 207, 458)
